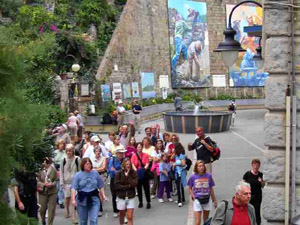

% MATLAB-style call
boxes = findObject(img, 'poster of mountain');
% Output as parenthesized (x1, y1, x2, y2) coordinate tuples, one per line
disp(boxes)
(141, 72, 156, 99)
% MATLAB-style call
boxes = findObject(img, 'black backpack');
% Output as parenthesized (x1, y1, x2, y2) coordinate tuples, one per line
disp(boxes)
(185, 156, 192, 171)
(63, 157, 79, 172)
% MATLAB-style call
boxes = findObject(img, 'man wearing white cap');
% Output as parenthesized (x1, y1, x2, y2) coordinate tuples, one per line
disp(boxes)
(55, 124, 71, 145)
(83, 135, 109, 159)
(117, 100, 126, 127)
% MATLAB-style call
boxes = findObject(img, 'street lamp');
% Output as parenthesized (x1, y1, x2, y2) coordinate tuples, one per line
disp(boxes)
(72, 63, 80, 73)
(214, 1, 263, 67)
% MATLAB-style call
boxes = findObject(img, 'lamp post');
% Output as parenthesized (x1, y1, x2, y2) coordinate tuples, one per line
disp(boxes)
(214, 1, 263, 67)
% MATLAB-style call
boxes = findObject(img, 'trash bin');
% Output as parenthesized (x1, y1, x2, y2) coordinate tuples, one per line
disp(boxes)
(291, 214, 300, 225)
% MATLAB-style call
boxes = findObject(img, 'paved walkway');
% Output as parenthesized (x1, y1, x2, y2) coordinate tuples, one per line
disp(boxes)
(9, 109, 267, 225)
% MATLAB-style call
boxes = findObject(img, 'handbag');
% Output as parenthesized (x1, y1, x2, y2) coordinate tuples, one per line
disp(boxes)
(137, 167, 145, 180)
(136, 153, 154, 180)
(196, 195, 210, 204)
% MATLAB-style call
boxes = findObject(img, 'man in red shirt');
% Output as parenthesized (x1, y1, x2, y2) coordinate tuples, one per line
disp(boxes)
(211, 181, 257, 225)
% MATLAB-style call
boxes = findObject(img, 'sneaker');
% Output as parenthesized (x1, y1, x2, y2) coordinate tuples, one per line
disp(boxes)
(59, 203, 65, 209)
(98, 211, 103, 217)
(124, 217, 128, 224)
(178, 203, 183, 207)
(168, 198, 173, 202)
(151, 195, 156, 199)
(158, 198, 164, 203)
(138, 202, 143, 208)
(146, 203, 151, 209)
(113, 213, 119, 218)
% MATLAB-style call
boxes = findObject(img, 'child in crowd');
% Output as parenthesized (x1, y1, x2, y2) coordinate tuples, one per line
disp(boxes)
(157, 154, 172, 203)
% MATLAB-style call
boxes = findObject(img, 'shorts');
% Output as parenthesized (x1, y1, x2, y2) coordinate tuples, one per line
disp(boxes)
(69, 126, 78, 136)
(116, 197, 135, 210)
(193, 198, 214, 212)
(63, 184, 72, 198)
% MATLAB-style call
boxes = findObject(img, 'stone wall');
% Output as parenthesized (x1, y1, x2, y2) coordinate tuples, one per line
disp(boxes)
(263, 0, 300, 223)
(96, 0, 265, 100)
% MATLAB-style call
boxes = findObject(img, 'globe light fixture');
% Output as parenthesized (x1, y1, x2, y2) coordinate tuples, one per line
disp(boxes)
(214, 1, 263, 67)
(72, 63, 80, 72)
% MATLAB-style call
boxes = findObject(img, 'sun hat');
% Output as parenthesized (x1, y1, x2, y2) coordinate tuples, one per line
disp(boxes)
(115, 146, 126, 153)
(91, 136, 101, 142)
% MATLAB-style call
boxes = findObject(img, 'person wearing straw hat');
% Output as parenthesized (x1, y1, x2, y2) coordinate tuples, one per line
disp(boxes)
(108, 146, 126, 218)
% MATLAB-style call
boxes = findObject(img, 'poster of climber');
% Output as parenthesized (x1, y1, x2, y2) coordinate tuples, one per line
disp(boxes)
(123, 83, 131, 99)
(100, 84, 111, 102)
(226, 4, 268, 87)
(141, 72, 156, 99)
(168, 0, 210, 88)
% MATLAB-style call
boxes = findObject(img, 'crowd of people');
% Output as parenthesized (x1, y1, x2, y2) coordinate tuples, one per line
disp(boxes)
(11, 103, 264, 225)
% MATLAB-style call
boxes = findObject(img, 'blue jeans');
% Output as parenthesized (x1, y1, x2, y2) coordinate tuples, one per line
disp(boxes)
(171, 37, 188, 69)
(57, 180, 64, 204)
(77, 197, 100, 225)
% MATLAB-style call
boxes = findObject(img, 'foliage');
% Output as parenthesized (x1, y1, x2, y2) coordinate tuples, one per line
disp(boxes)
(0, 0, 23, 18)
(209, 94, 234, 100)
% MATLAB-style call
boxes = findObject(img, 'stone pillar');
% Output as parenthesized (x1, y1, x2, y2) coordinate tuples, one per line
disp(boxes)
(263, 1, 300, 224)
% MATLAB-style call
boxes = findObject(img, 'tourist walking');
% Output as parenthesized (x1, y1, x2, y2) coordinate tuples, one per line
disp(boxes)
(60, 144, 81, 223)
(53, 139, 66, 209)
(71, 158, 107, 225)
(11, 169, 38, 225)
(132, 99, 142, 134)
(55, 124, 71, 145)
(37, 157, 58, 225)
(117, 100, 126, 127)
(211, 181, 256, 225)
(74, 110, 83, 141)
(150, 139, 163, 199)
(108, 147, 126, 217)
(157, 154, 172, 203)
(243, 159, 265, 225)
(125, 136, 137, 159)
(131, 142, 151, 209)
(172, 142, 187, 207)
(114, 158, 138, 225)
(188, 160, 217, 225)
(67, 112, 80, 143)
(188, 127, 214, 173)
(91, 145, 107, 217)
(228, 100, 236, 126)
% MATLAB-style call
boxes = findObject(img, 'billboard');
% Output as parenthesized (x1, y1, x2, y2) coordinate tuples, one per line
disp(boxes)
(131, 82, 140, 98)
(226, 4, 268, 86)
(122, 83, 131, 99)
(141, 72, 156, 99)
(100, 84, 111, 102)
(168, 0, 210, 88)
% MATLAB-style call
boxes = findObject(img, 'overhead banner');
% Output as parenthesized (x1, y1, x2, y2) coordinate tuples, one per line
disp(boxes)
(141, 72, 156, 99)
(168, 0, 211, 88)
(226, 4, 268, 86)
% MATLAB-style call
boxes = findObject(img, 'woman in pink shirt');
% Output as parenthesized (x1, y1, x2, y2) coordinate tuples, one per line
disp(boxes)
(125, 137, 137, 159)
(131, 142, 151, 209)
(67, 113, 79, 143)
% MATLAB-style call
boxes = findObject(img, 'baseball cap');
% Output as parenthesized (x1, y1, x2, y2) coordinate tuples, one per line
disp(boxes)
(91, 136, 100, 142)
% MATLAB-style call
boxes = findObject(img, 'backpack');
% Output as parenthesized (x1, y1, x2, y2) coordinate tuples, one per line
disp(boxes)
(209, 139, 221, 162)
(185, 156, 192, 171)
(63, 157, 79, 172)
(228, 103, 235, 111)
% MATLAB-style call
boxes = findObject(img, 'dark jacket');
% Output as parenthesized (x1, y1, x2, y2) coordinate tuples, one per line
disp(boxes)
(114, 169, 138, 199)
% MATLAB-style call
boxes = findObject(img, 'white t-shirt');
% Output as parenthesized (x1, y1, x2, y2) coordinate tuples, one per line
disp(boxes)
(151, 150, 162, 159)
(105, 140, 113, 151)
(83, 145, 95, 159)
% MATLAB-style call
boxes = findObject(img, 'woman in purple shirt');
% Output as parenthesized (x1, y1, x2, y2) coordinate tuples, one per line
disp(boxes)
(188, 160, 217, 225)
